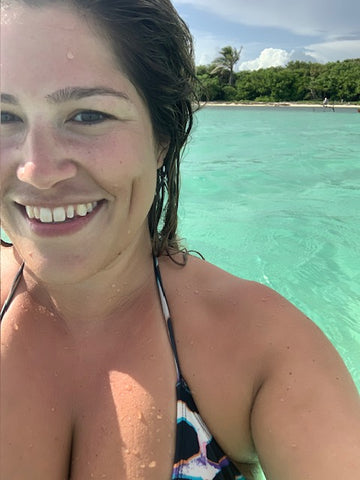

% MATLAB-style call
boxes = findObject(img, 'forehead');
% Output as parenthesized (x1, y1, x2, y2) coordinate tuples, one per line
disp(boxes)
(1, 3, 127, 97)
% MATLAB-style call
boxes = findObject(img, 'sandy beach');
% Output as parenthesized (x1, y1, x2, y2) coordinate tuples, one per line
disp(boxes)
(202, 101, 360, 109)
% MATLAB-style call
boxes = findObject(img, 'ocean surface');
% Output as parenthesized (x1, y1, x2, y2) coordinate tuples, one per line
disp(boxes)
(179, 106, 360, 390)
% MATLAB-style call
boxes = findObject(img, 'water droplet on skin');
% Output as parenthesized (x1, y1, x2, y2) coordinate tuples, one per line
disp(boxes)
(137, 411, 145, 421)
(156, 413, 162, 420)
(67, 50, 75, 59)
(194, 290, 199, 295)
(149, 461, 157, 468)
(140, 464, 146, 469)
(125, 384, 132, 391)
(14, 324, 19, 331)
(51, 407, 56, 412)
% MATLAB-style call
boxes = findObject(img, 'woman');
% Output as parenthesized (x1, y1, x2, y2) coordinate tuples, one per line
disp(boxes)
(1, 1, 359, 479)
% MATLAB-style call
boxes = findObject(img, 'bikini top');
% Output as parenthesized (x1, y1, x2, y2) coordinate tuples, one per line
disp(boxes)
(154, 257, 244, 479)
(0, 259, 245, 480)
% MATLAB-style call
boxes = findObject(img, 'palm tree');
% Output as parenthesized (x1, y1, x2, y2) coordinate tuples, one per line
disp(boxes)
(212, 46, 243, 86)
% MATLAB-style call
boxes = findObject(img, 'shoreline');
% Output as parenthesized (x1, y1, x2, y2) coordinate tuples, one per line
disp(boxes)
(202, 101, 360, 109)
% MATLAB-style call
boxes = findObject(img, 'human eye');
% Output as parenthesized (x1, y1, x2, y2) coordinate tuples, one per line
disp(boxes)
(69, 110, 114, 125)
(1, 111, 22, 124)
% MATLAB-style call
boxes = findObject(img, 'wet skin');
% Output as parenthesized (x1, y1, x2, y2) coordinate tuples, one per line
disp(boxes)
(1, 4, 360, 480)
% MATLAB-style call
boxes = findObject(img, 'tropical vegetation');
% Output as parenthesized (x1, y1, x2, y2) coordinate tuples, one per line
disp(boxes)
(196, 53, 360, 104)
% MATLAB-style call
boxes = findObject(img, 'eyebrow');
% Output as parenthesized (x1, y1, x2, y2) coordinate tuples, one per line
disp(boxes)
(1, 87, 131, 105)
(1, 93, 19, 105)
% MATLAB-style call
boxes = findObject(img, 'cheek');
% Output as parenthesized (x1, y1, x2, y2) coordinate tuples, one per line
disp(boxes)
(0, 143, 21, 192)
(71, 131, 158, 185)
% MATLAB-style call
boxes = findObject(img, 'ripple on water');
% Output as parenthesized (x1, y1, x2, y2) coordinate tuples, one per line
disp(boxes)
(180, 107, 360, 390)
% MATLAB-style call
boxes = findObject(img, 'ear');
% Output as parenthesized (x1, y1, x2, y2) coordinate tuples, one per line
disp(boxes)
(156, 141, 169, 169)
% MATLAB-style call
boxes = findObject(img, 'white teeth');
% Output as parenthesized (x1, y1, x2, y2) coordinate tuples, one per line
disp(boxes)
(25, 206, 35, 219)
(53, 206, 66, 222)
(66, 205, 75, 219)
(24, 201, 99, 223)
(40, 207, 53, 223)
(76, 204, 88, 217)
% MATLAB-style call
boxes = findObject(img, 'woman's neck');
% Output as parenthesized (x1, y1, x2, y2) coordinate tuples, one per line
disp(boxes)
(22, 245, 156, 335)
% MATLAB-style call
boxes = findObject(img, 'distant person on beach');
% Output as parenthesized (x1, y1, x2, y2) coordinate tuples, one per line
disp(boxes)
(1, 1, 360, 479)
(323, 96, 329, 107)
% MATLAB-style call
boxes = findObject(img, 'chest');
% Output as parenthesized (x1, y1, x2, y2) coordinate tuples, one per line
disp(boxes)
(69, 367, 176, 479)
(1, 298, 258, 479)
(1, 312, 177, 479)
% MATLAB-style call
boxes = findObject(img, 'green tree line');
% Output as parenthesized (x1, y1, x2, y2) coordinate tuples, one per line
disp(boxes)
(196, 57, 360, 103)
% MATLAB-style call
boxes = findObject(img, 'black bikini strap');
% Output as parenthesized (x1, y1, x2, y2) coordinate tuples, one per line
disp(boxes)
(153, 256, 182, 381)
(0, 262, 25, 322)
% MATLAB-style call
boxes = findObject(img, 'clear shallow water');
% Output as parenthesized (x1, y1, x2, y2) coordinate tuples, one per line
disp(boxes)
(179, 106, 360, 389)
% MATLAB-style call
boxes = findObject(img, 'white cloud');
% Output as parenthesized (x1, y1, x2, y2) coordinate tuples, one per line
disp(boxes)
(239, 48, 293, 71)
(173, 0, 360, 39)
(304, 39, 360, 63)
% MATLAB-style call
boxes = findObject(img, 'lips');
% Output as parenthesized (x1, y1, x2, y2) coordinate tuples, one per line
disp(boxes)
(23, 201, 98, 223)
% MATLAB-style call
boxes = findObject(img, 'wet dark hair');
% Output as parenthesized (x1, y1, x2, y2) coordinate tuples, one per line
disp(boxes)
(2, 0, 200, 257)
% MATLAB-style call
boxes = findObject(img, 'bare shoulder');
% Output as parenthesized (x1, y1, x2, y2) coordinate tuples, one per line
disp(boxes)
(162, 253, 321, 346)
(162, 254, 360, 478)
(179, 254, 357, 391)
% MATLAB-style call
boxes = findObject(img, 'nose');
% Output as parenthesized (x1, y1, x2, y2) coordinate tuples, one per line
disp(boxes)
(17, 126, 77, 189)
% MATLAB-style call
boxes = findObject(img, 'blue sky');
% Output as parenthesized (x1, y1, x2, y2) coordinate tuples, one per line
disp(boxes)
(173, 0, 360, 70)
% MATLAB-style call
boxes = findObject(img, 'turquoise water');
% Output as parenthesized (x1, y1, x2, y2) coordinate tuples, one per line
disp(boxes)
(179, 106, 360, 390)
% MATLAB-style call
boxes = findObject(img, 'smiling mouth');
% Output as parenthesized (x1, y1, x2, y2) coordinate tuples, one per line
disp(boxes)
(21, 201, 102, 224)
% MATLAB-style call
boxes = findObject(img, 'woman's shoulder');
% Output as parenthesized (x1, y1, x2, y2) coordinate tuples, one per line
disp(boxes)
(162, 252, 295, 320)
(160, 252, 332, 365)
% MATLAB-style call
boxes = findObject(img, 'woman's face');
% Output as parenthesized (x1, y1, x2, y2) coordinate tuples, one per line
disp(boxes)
(1, 4, 166, 282)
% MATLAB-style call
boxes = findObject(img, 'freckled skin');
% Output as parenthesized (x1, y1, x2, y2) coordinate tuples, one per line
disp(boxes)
(2, 3, 360, 480)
